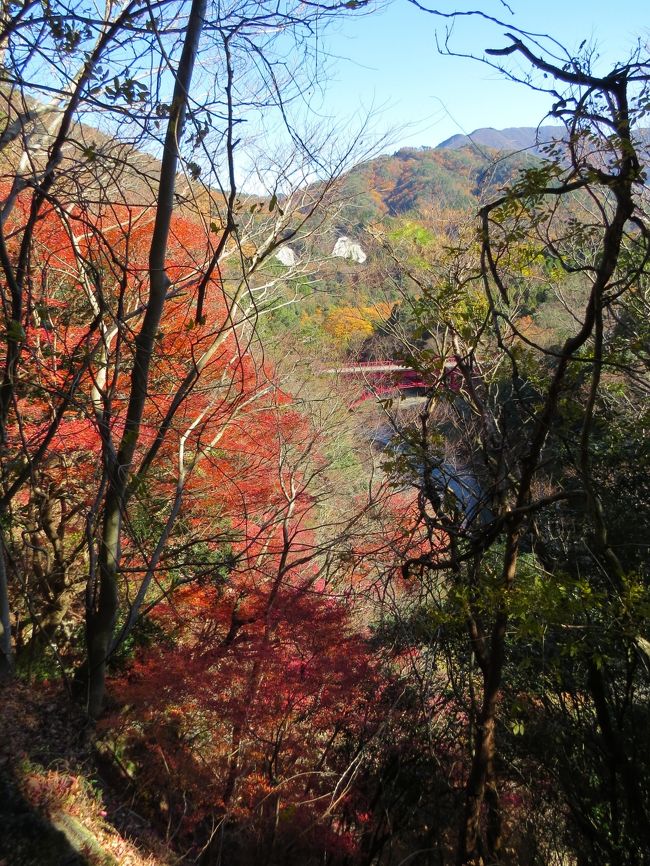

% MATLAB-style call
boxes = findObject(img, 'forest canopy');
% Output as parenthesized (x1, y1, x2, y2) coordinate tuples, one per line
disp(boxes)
(0, 3, 648, 866)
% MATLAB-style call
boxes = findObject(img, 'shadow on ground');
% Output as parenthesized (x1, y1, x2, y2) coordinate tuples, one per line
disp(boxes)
(0, 765, 92, 866)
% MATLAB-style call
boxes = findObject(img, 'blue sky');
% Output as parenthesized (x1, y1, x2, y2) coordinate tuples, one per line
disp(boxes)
(312, 0, 649, 150)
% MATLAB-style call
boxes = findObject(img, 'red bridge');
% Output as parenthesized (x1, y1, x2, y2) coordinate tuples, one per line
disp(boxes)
(321, 359, 460, 404)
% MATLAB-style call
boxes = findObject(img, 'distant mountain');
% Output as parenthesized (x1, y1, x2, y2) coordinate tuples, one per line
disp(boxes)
(437, 124, 650, 158)
(436, 126, 565, 156)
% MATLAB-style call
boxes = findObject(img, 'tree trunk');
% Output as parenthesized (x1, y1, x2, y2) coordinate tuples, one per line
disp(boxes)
(458, 573, 511, 864)
(83, 0, 207, 718)
(85, 499, 120, 717)
(0, 526, 13, 679)
(458, 666, 502, 865)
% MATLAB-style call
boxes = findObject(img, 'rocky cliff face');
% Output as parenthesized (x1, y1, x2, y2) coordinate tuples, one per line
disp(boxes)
(275, 246, 298, 266)
(332, 236, 367, 263)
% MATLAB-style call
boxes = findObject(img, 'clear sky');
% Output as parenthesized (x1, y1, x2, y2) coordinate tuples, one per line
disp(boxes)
(311, 0, 649, 151)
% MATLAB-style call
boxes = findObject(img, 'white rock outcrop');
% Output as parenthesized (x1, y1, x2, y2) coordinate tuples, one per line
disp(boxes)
(332, 236, 367, 264)
(274, 246, 298, 266)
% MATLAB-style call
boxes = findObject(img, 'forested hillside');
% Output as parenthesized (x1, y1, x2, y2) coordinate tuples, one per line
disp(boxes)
(332, 141, 538, 224)
(0, 3, 649, 866)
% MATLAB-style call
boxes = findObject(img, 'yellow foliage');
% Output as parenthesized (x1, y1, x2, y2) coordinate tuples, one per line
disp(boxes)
(324, 303, 392, 345)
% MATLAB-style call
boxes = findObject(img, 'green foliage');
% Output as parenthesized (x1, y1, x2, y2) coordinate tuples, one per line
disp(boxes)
(387, 220, 435, 247)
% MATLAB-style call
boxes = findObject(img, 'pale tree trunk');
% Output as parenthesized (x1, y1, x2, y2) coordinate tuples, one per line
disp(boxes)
(84, 0, 207, 719)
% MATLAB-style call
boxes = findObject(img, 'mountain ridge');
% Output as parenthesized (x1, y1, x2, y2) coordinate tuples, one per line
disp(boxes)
(436, 125, 566, 155)
(435, 123, 650, 156)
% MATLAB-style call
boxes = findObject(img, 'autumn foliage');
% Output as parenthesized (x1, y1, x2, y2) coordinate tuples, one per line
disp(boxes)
(0, 178, 469, 864)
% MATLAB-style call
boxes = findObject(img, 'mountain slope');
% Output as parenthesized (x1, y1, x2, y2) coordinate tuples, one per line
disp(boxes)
(334, 124, 650, 233)
(335, 142, 537, 229)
